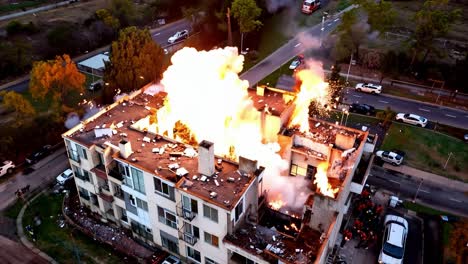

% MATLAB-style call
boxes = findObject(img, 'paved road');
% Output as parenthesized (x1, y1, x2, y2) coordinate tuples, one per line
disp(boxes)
(368, 166, 468, 217)
(0, 149, 68, 211)
(343, 88, 468, 130)
(240, 6, 356, 86)
(1, 19, 191, 94)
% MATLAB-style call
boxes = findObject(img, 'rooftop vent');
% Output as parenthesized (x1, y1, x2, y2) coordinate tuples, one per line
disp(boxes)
(94, 128, 113, 138)
(198, 140, 215, 176)
(239, 156, 258, 174)
(119, 140, 132, 159)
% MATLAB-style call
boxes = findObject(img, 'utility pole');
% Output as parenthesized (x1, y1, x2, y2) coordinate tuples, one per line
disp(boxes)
(443, 152, 453, 169)
(227, 8, 233, 47)
(346, 52, 353, 84)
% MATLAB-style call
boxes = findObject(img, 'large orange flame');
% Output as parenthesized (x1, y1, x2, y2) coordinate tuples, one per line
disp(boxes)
(288, 63, 330, 132)
(314, 162, 339, 198)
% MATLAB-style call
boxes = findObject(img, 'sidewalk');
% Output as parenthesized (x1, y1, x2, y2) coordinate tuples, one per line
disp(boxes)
(382, 164, 468, 192)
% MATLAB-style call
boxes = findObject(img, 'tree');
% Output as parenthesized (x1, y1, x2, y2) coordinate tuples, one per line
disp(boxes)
(328, 62, 344, 107)
(47, 23, 80, 55)
(0, 91, 36, 127)
(103, 27, 164, 102)
(354, 0, 395, 33)
(376, 106, 396, 128)
(29, 54, 85, 112)
(231, 0, 262, 52)
(110, 0, 136, 27)
(410, 0, 461, 66)
(449, 220, 468, 263)
(0, 39, 32, 79)
(334, 10, 367, 61)
(96, 9, 120, 30)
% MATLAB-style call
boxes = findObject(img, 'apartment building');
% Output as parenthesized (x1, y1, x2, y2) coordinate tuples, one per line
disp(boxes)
(62, 84, 374, 263)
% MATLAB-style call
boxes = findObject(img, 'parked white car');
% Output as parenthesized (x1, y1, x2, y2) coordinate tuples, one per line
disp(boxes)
(167, 30, 188, 44)
(0, 160, 15, 177)
(395, 113, 428, 127)
(378, 215, 409, 264)
(376, 150, 404, 166)
(56, 169, 74, 185)
(355, 83, 382, 94)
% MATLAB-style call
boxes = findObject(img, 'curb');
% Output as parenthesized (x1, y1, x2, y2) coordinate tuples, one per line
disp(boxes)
(379, 93, 468, 114)
(16, 190, 59, 264)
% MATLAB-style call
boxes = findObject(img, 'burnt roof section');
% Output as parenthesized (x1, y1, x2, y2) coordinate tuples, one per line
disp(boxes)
(65, 89, 258, 210)
(176, 162, 263, 210)
(224, 222, 322, 264)
(248, 88, 293, 117)
(286, 118, 365, 146)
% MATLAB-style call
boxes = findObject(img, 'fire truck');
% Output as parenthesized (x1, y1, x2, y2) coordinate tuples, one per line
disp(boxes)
(302, 0, 321, 14)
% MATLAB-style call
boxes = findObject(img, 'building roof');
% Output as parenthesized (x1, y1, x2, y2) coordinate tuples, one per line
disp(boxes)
(64, 88, 259, 211)
(248, 87, 294, 117)
(78, 54, 110, 71)
(224, 222, 322, 264)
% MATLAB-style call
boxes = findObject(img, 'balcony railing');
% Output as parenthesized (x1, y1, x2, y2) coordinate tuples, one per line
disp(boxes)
(176, 204, 197, 221)
(178, 230, 198, 246)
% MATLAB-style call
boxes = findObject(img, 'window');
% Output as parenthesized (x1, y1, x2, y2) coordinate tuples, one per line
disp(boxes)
(80, 146, 88, 160)
(203, 204, 218, 223)
(235, 199, 244, 222)
(79, 187, 89, 200)
(154, 178, 175, 201)
(130, 220, 152, 240)
(83, 170, 92, 183)
(184, 223, 199, 238)
(187, 246, 201, 262)
(161, 231, 179, 254)
(205, 257, 219, 264)
(158, 206, 177, 229)
(98, 153, 104, 165)
(204, 232, 219, 247)
(129, 195, 136, 206)
(183, 195, 198, 213)
(131, 168, 145, 194)
(136, 198, 148, 211)
(290, 164, 307, 176)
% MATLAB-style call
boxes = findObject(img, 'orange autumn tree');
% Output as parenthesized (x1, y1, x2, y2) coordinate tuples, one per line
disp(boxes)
(29, 54, 85, 113)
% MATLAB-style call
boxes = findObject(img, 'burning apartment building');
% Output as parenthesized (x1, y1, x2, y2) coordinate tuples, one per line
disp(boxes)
(62, 47, 375, 263)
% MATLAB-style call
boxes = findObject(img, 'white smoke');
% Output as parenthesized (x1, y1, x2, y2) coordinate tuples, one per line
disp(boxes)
(265, 0, 295, 13)
(65, 112, 80, 129)
(64, 101, 102, 129)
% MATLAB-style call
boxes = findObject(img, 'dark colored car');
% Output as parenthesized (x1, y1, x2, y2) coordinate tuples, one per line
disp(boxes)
(26, 145, 52, 164)
(349, 103, 376, 115)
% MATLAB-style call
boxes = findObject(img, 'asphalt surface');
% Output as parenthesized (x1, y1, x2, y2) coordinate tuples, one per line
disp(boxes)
(385, 207, 423, 264)
(2, 19, 192, 94)
(240, 8, 350, 86)
(368, 166, 468, 217)
(343, 88, 468, 130)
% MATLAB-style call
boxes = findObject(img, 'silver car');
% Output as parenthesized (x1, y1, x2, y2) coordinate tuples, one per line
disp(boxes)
(395, 113, 428, 127)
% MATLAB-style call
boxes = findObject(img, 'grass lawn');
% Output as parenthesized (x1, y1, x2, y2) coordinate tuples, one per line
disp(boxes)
(0, 0, 47, 14)
(22, 193, 124, 264)
(403, 201, 449, 216)
(257, 58, 295, 87)
(381, 122, 468, 182)
(327, 111, 381, 127)
(4, 199, 24, 219)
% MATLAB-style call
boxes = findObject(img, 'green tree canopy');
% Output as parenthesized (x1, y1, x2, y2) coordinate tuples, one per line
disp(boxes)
(0, 39, 32, 79)
(29, 54, 85, 108)
(96, 9, 120, 30)
(110, 0, 136, 27)
(103, 27, 164, 102)
(334, 10, 367, 61)
(231, 0, 262, 34)
(354, 0, 395, 32)
(411, 0, 461, 64)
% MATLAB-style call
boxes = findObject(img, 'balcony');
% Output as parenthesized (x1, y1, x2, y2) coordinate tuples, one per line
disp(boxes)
(68, 151, 80, 163)
(176, 204, 197, 222)
(91, 164, 107, 180)
(108, 167, 124, 181)
(178, 229, 198, 246)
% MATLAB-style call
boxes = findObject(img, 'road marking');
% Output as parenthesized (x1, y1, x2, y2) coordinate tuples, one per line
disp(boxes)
(389, 179, 400, 184)
(419, 189, 430, 193)
(327, 23, 332, 26)
(418, 108, 431, 112)
(294, 43, 301, 47)
(353, 95, 362, 98)
(450, 198, 462, 203)
(378, 100, 389, 104)
(334, 18, 340, 22)
(445, 114, 457, 118)
(153, 33, 160, 36)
